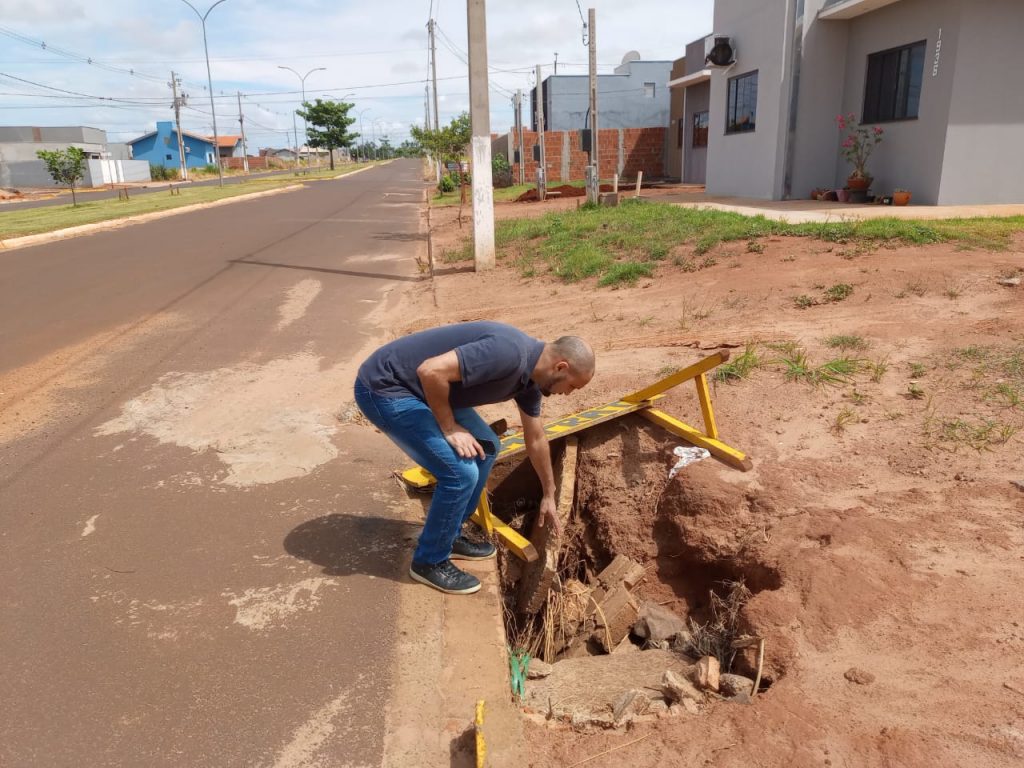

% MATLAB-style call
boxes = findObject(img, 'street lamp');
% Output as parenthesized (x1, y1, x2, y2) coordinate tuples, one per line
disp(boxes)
(180, 0, 230, 187)
(278, 65, 326, 169)
(357, 107, 372, 163)
(373, 118, 388, 160)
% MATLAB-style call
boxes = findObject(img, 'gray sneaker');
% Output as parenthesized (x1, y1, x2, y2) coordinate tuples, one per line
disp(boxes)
(450, 535, 497, 561)
(409, 560, 481, 595)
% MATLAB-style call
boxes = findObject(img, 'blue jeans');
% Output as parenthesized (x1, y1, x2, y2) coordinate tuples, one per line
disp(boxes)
(354, 379, 498, 565)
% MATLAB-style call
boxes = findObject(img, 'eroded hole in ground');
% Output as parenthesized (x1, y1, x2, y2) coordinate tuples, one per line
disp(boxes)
(490, 416, 785, 730)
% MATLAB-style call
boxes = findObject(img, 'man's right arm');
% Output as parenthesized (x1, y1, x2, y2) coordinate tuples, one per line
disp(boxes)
(416, 351, 485, 459)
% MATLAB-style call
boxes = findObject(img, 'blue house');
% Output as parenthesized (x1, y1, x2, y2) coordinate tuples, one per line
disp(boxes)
(128, 121, 241, 170)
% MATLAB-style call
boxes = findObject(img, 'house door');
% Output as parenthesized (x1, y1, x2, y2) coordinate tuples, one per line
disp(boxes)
(685, 110, 708, 184)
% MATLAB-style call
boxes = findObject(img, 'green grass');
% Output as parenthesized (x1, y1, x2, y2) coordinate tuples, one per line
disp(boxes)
(492, 200, 1024, 287)
(824, 334, 869, 352)
(0, 165, 374, 239)
(598, 261, 655, 286)
(714, 344, 762, 382)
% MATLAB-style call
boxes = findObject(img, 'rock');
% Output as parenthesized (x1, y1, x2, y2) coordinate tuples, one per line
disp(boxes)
(728, 691, 752, 705)
(662, 669, 703, 703)
(693, 656, 721, 692)
(592, 585, 640, 653)
(669, 630, 695, 655)
(1011, 480, 1024, 493)
(682, 698, 700, 715)
(719, 673, 756, 697)
(612, 635, 640, 654)
(633, 602, 687, 646)
(997, 276, 1021, 287)
(612, 689, 649, 724)
(844, 667, 875, 685)
(527, 659, 553, 680)
(648, 698, 670, 717)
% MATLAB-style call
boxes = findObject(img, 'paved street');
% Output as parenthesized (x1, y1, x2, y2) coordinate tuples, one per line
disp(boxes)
(0, 159, 427, 766)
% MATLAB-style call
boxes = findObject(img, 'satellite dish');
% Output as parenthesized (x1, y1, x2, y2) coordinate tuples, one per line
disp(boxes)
(706, 37, 735, 67)
(621, 50, 642, 65)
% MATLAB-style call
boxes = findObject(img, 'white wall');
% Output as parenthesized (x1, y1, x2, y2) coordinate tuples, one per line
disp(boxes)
(705, 0, 792, 199)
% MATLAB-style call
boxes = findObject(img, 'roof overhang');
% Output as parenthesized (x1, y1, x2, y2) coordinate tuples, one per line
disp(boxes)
(819, 0, 903, 20)
(667, 69, 712, 89)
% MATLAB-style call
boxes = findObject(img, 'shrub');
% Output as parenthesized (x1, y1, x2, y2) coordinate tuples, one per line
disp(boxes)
(438, 174, 456, 193)
(149, 164, 178, 181)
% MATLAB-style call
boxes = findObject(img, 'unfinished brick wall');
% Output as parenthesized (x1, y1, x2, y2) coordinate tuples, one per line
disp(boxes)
(506, 127, 665, 184)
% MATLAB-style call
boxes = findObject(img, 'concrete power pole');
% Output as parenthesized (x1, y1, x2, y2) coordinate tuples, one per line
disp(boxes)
(428, 19, 440, 131)
(515, 89, 525, 185)
(237, 91, 249, 173)
(170, 71, 189, 181)
(587, 7, 599, 203)
(292, 112, 299, 169)
(535, 64, 546, 201)
(467, 0, 495, 271)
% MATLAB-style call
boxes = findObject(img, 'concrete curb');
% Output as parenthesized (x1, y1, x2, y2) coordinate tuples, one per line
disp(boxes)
(0, 183, 308, 253)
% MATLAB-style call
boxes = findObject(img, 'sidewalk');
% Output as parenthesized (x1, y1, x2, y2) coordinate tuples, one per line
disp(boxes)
(654, 185, 1024, 223)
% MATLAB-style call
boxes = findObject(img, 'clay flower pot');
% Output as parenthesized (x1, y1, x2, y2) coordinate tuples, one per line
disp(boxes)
(836, 189, 850, 203)
(893, 190, 911, 206)
(846, 175, 872, 192)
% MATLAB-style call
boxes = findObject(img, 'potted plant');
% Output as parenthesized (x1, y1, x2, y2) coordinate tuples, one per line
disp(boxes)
(836, 188, 850, 203)
(836, 113, 883, 191)
(893, 188, 912, 206)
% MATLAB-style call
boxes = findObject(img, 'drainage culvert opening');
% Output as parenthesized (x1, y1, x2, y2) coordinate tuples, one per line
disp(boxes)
(489, 416, 784, 729)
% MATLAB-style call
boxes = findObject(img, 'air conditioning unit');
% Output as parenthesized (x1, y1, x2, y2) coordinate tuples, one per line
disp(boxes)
(705, 36, 736, 67)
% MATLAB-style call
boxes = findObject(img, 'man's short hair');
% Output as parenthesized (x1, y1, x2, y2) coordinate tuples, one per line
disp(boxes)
(551, 335, 596, 376)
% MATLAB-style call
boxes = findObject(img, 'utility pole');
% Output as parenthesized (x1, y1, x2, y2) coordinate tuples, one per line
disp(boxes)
(292, 111, 299, 169)
(236, 91, 249, 173)
(587, 7, 599, 204)
(170, 71, 189, 181)
(428, 18, 440, 131)
(515, 88, 525, 185)
(424, 85, 431, 133)
(535, 64, 546, 201)
(554, 52, 558, 74)
(467, 0, 495, 270)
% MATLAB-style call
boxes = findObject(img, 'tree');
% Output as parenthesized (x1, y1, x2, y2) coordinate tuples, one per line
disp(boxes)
(396, 139, 423, 158)
(295, 99, 357, 170)
(378, 137, 393, 159)
(410, 112, 471, 169)
(36, 146, 87, 206)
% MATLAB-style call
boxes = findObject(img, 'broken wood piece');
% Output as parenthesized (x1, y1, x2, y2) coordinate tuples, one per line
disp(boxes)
(591, 585, 640, 652)
(517, 438, 579, 614)
(590, 554, 646, 604)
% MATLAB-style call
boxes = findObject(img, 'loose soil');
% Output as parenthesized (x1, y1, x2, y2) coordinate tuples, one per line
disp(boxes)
(399, 202, 1024, 767)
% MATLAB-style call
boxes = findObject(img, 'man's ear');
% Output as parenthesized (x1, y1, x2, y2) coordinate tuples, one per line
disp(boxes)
(555, 360, 569, 373)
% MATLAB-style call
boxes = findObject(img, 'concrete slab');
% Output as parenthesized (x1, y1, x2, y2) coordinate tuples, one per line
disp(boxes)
(654, 187, 1024, 224)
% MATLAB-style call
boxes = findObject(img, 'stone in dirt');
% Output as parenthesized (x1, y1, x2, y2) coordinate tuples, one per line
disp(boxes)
(527, 659, 553, 680)
(591, 585, 640, 652)
(522, 649, 694, 729)
(719, 673, 756, 697)
(844, 667, 876, 685)
(997, 276, 1021, 286)
(662, 669, 703, 704)
(612, 689, 650, 724)
(634, 601, 687, 646)
(693, 656, 721, 692)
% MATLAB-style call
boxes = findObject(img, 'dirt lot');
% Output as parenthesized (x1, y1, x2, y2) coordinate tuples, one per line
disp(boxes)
(402, 196, 1024, 767)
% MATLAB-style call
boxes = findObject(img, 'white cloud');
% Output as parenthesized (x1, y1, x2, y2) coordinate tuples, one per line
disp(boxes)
(0, 0, 713, 145)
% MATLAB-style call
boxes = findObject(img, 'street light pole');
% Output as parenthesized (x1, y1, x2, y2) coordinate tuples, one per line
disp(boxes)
(180, 0, 230, 187)
(278, 65, 326, 170)
(357, 108, 371, 163)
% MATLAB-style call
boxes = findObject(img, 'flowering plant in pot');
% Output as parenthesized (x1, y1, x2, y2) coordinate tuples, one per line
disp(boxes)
(837, 113, 883, 190)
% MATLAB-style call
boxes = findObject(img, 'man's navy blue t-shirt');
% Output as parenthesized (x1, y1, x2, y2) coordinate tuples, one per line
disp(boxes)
(356, 321, 546, 417)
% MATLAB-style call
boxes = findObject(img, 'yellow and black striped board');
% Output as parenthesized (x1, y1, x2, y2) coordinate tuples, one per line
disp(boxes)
(399, 398, 653, 489)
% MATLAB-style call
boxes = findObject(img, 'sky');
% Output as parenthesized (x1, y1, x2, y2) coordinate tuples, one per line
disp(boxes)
(0, 0, 713, 150)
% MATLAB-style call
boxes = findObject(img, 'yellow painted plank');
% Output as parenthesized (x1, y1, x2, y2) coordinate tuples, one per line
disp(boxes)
(470, 508, 539, 562)
(475, 700, 486, 768)
(641, 408, 753, 472)
(399, 397, 658, 490)
(695, 373, 719, 440)
(621, 350, 731, 404)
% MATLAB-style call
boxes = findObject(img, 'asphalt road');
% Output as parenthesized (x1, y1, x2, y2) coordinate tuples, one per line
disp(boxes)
(0, 164, 348, 211)
(0, 159, 427, 766)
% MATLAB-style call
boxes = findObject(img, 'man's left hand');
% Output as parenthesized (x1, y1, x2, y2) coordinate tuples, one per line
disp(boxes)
(536, 495, 560, 535)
